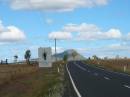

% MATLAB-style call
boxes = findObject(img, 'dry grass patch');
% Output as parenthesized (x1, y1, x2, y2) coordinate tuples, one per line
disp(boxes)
(0, 64, 38, 85)
(84, 59, 130, 74)
(0, 61, 65, 97)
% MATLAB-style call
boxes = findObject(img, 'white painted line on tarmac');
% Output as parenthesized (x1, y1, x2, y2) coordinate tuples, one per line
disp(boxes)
(75, 63, 86, 71)
(124, 85, 130, 89)
(66, 64, 82, 97)
(81, 61, 130, 77)
(88, 70, 90, 73)
(109, 71, 130, 77)
(104, 77, 110, 80)
(94, 73, 98, 76)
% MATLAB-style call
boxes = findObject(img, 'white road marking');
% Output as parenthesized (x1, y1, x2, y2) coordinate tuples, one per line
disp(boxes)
(81, 61, 130, 77)
(94, 73, 98, 76)
(124, 85, 130, 89)
(66, 64, 82, 97)
(88, 70, 90, 72)
(75, 63, 86, 71)
(57, 67, 60, 73)
(104, 77, 110, 80)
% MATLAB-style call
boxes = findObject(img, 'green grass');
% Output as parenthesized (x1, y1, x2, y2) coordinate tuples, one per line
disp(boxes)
(0, 61, 65, 97)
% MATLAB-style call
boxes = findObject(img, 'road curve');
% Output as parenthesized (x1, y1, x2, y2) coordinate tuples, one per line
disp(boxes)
(67, 61, 130, 97)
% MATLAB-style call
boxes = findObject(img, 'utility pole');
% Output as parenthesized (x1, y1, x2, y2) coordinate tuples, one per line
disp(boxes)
(55, 38, 57, 61)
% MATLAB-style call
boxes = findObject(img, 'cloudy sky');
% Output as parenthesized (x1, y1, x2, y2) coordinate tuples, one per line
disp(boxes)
(0, 0, 130, 61)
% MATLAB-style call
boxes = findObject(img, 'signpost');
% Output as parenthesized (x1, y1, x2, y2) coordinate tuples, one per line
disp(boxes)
(38, 47, 52, 67)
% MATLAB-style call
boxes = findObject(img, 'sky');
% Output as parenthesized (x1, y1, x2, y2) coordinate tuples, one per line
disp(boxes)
(0, 0, 130, 62)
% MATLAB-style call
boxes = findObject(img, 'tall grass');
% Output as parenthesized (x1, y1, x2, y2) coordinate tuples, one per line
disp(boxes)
(0, 64, 38, 85)
(0, 61, 65, 97)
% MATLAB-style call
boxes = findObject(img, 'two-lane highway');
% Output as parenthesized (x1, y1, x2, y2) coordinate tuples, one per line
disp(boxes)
(66, 61, 130, 97)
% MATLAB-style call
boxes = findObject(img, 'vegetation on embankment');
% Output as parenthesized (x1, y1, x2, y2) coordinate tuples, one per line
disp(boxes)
(0, 61, 65, 97)
(0, 64, 38, 85)
(84, 59, 130, 74)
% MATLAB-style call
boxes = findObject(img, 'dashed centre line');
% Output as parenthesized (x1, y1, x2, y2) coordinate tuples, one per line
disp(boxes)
(75, 63, 86, 71)
(88, 70, 90, 72)
(104, 77, 110, 80)
(94, 73, 98, 76)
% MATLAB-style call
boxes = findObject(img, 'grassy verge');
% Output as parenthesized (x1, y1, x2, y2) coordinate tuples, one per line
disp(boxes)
(0, 64, 38, 85)
(0, 61, 65, 97)
(83, 59, 130, 75)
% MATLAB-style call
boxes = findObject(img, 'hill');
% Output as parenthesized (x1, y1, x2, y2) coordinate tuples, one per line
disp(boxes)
(53, 49, 86, 61)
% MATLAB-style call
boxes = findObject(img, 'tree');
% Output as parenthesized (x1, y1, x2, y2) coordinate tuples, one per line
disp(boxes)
(124, 57, 127, 59)
(92, 55, 98, 60)
(24, 50, 31, 65)
(5, 59, 8, 64)
(14, 55, 18, 63)
(63, 54, 68, 62)
(88, 57, 91, 60)
(72, 51, 77, 60)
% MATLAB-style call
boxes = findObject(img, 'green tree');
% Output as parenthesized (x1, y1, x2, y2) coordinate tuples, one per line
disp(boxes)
(88, 57, 91, 60)
(24, 50, 31, 65)
(63, 54, 68, 62)
(72, 51, 77, 60)
(92, 55, 98, 60)
(14, 55, 18, 63)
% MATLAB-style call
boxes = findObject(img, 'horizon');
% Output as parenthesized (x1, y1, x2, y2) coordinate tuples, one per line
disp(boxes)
(0, 0, 130, 62)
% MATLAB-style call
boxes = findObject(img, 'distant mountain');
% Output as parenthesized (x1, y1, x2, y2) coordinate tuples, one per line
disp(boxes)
(30, 49, 86, 62)
(53, 49, 86, 61)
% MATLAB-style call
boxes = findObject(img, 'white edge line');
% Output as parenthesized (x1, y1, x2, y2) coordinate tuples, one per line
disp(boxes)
(124, 85, 130, 89)
(66, 64, 82, 97)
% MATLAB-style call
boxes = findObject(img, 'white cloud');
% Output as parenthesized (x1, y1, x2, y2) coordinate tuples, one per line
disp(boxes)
(125, 32, 130, 40)
(52, 47, 65, 54)
(0, 42, 7, 45)
(49, 31, 72, 40)
(104, 29, 122, 39)
(45, 18, 53, 25)
(128, 33, 130, 36)
(0, 20, 5, 32)
(78, 28, 122, 40)
(0, 20, 26, 42)
(63, 23, 100, 33)
(49, 23, 123, 40)
(9, 0, 108, 12)
(75, 43, 130, 58)
(102, 44, 128, 52)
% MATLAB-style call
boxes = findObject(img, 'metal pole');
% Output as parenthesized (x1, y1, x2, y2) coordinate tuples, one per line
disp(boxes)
(55, 38, 57, 61)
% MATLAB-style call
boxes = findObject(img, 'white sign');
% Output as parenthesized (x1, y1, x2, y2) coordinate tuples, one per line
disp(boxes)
(38, 47, 52, 67)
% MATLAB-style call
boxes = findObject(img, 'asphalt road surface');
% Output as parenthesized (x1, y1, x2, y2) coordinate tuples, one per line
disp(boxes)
(66, 61, 130, 97)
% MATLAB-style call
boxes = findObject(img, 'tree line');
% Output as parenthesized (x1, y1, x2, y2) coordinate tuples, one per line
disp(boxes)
(1, 49, 31, 65)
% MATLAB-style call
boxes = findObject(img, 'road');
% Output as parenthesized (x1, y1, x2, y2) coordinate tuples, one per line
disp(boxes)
(66, 61, 130, 97)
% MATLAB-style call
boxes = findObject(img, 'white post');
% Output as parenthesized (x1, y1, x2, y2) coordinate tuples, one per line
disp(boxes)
(124, 65, 126, 72)
(57, 67, 60, 73)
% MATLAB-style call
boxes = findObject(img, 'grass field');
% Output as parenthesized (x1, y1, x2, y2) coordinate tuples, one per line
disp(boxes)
(84, 59, 130, 74)
(0, 64, 38, 85)
(0, 61, 65, 97)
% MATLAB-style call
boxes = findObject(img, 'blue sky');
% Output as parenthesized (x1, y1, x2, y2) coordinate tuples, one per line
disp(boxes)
(0, 0, 130, 62)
